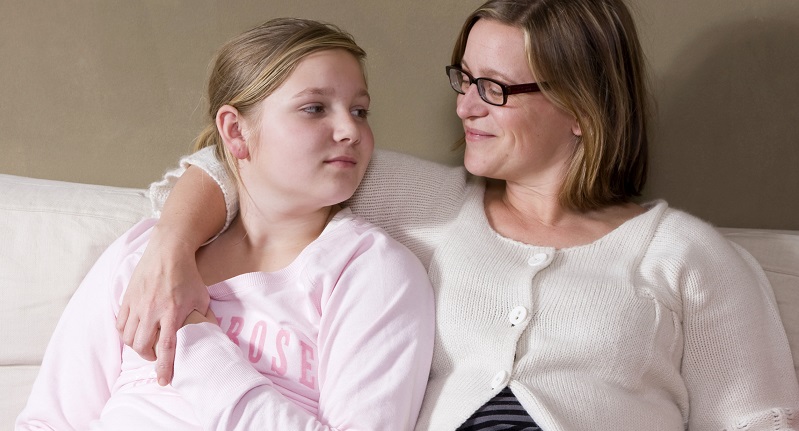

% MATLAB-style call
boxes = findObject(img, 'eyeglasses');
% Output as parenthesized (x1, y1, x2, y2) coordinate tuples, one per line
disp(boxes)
(446, 65, 542, 106)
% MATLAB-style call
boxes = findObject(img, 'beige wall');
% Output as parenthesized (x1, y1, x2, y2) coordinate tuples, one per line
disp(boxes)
(1, 0, 797, 229)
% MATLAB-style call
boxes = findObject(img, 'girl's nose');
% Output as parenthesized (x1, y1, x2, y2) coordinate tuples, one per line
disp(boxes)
(333, 113, 361, 145)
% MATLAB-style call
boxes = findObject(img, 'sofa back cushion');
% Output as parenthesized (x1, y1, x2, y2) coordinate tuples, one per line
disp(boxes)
(721, 228, 799, 380)
(0, 174, 149, 427)
(0, 174, 797, 429)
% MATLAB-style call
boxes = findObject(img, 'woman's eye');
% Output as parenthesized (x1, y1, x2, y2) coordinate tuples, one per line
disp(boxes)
(486, 85, 503, 97)
(352, 108, 370, 119)
(302, 105, 324, 114)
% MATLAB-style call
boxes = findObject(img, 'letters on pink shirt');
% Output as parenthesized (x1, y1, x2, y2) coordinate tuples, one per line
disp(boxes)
(299, 340, 316, 390)
(219, 314, 317, 389)
(226, 316, 244, 347)
(271, 329, 290, 376)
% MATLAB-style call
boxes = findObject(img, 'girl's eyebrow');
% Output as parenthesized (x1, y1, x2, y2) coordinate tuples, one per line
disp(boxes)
(293, 87, 371, 100)
(293, 87, 334, 98)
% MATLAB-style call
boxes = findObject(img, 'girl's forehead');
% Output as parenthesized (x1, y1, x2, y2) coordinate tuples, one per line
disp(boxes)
(267, 49, 369, 100)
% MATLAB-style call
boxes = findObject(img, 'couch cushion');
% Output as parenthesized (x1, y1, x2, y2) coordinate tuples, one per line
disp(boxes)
(0, 174, 149, 427)
(721, 228, 799, 380)
(1, 175, 797, 427)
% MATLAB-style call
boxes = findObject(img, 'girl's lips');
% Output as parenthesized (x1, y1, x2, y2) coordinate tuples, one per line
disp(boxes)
(324, 156, 357, 166)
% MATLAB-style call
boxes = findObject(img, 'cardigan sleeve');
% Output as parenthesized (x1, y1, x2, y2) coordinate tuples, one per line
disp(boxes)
(149, 147, 468, 268)
(170, 229, 435, 430)
(668, 216, 799, 430)
(148, 146, 240, 235)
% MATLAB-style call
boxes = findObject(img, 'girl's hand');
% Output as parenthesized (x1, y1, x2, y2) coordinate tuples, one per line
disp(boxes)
(116, 228, 210, 386)
(183, 308, 218, 326)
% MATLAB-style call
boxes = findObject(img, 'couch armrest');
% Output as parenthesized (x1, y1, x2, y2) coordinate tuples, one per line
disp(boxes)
(0, 174, 150, 428)
(721, 227, 799, 381)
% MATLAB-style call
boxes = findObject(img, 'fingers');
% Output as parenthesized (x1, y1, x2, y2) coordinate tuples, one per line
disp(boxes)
(116, 300, 131, 334)
(117, 269, 158, 361)
(130, 316, 158, 361)
(155, 318, 179, 386)
(116, 301, 157, 361)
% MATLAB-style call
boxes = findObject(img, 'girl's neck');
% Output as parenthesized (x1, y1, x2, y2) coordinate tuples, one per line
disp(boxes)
(196, 200, 340, 286)
(235, 200, 338, 249)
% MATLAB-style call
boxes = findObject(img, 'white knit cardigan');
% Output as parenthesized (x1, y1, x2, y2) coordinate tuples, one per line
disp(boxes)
(152, 148, 799, 430)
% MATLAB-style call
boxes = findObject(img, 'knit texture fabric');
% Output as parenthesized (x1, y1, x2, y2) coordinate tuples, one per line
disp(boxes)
(153, 149, 799, 431)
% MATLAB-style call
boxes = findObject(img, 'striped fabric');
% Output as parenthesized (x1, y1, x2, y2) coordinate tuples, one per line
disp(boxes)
(456, 387, 542, 431)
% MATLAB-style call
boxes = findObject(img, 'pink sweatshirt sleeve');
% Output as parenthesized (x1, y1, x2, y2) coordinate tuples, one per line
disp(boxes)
(15, 221, 153, 430)
(172, 230, 435, 430)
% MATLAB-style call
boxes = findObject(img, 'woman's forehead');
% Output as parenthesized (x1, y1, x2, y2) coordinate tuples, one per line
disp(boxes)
(463, 19, 534, 82)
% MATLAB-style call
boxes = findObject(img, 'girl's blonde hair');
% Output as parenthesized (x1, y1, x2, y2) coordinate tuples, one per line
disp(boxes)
(452, 0, 649, 211)
(194, 18, 366, 181)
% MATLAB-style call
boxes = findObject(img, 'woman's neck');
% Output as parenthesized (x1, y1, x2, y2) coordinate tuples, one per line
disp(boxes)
(494, 178, 567, 227)
(484, 179, 644, 249)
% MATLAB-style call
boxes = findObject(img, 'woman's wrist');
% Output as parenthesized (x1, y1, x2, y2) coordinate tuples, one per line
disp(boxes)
(148, 222, 205, 257)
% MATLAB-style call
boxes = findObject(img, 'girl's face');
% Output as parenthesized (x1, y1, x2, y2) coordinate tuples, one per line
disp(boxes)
(239, 49, 373, 215)
(456, 19, 580, 186)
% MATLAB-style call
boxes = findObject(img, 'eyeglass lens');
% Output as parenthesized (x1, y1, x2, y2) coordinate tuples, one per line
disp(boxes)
(448, 68, 504, 105)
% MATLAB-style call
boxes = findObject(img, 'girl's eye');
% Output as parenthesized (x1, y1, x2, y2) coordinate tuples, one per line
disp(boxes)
(352, 108, 370, 119)
(302, 105, 324, 114)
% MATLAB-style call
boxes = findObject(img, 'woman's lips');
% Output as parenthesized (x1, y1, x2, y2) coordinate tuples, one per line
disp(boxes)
(464, 127, 494, 140)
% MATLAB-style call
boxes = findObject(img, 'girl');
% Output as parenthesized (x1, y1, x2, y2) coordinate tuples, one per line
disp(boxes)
(16, 18, 434, 431)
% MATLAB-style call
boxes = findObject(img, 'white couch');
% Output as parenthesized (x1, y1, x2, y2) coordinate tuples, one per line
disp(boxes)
(2, 172, 799, 429)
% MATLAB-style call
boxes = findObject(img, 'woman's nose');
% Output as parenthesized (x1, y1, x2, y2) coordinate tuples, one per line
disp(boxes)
(456, 83, 487, 120)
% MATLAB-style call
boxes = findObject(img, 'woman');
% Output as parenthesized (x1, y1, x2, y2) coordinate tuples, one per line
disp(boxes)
(17, 18, 433, 431)
(118, 0, 799, 429)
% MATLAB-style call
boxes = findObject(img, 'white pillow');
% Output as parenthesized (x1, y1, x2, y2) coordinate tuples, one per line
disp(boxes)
(0, 174, 149, 427)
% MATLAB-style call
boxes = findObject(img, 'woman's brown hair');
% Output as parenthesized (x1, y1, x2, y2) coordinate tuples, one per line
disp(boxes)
(452, 0, 649, 211)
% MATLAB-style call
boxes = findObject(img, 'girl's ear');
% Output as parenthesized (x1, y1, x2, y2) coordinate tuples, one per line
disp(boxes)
(572, 117, 583, 137)
(216, 105, 250, 159)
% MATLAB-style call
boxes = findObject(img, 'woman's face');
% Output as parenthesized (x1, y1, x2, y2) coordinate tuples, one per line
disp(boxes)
(457, 19, 580, 186)
(239, 49, 373, 214)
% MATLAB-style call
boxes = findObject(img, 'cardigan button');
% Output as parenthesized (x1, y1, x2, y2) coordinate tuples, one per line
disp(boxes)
(508, 306, 529, 326)
(527, 252, 548, 266)
(491, 370, 509, 389)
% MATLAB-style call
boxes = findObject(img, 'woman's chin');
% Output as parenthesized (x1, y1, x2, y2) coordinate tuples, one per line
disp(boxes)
(463, 155, 492, 178)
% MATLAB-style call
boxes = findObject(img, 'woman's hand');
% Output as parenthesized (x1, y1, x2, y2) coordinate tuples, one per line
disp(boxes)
(116, 228, 210, 386)
(116, 164, 227, 385)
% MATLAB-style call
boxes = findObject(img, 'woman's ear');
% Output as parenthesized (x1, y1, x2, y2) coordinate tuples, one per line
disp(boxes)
(216, 105, 250, 160)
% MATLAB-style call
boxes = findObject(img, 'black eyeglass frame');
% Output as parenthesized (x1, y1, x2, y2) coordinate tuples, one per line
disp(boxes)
(446, 65, 542, 106)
